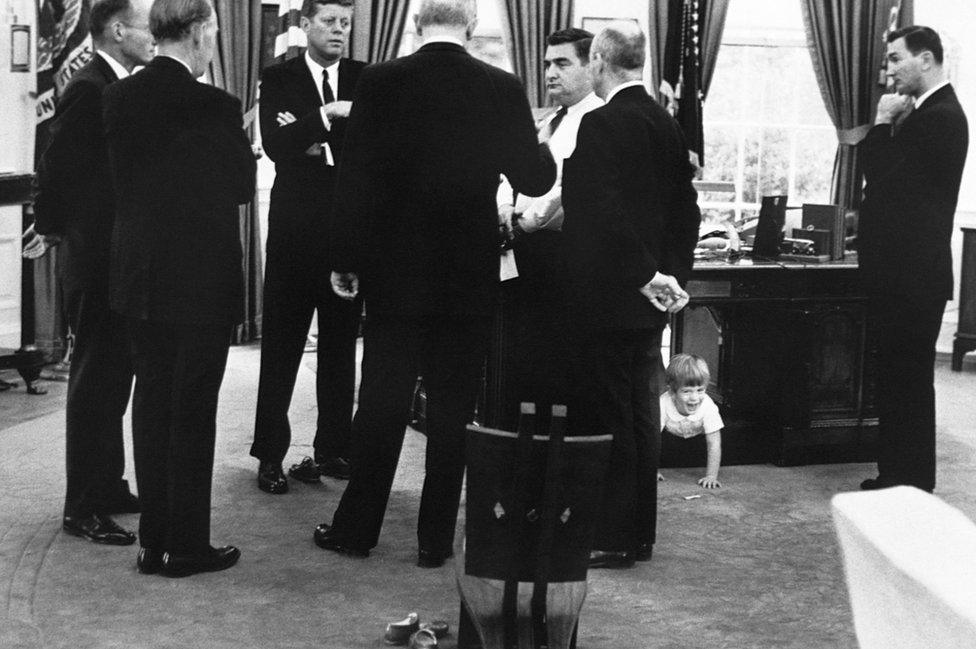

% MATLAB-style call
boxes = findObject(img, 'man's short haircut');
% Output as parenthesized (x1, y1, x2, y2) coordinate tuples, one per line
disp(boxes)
(416, 0, 476, 29)
(149, 0, 213, 42)
(547, 27, 593, 65)
(301, 0, 354, 19)
(592, 24, 646, 71)
(90, 0, 132, 39)
(888, 25, 944, 65)
(666, 353, 711, 390)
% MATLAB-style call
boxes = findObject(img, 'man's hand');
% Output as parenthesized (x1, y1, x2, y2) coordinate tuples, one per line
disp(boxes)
(498, 204, 515, 240)
(21, 226, 60, 259)
(276, 111, 297, 126)
(698, 475, 721, 489)
(639, 272, 689, 313)
(331, 271, 359, 300)
(875, 93, 914, 125)
(323, 101, 352, 120)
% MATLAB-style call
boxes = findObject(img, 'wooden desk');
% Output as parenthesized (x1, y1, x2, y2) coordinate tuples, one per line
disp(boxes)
(670, 258, 878, 466)
(0, 173, 45, 393)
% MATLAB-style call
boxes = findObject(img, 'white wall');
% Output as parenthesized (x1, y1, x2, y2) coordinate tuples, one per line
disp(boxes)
(0, 0, 36, 348)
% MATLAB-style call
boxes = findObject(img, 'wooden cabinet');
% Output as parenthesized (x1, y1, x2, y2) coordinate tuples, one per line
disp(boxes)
(670, 260, 878, 466)
(953, 227, 976, 371)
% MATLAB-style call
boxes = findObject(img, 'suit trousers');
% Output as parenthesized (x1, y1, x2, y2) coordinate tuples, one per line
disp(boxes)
(63, 289, 133, 518)
(571, 327, 663, 553)
(127, 318, 231, 553)
(250, 250, 362, 464)
(870, 296, 947, 492)
(331, 314, 490, 555)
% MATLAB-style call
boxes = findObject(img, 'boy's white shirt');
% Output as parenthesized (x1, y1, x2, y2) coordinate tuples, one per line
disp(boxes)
(660, 391, 723, 438)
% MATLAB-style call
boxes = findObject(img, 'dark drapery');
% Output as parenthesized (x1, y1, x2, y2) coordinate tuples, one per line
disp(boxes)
(501, 0, 573, 108)
(658, 0, 729, 166)
(800, 0, 913, 210)
(351, 0, 413, 63)
(647, 0, 671, 104)
(211, 0, 264, 343)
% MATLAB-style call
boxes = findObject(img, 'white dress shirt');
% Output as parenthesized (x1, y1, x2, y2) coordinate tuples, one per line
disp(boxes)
(97, 50, 131, 80)
(305, 51, 341, 165)
(604, 80, 646, 104)
(496, 92, 603, 232)
(915, 80, 950, 109)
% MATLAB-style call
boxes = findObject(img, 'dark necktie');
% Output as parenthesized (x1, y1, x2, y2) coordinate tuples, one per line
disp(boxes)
(321, 68, 335, 106)
(547, 106, 568, 136)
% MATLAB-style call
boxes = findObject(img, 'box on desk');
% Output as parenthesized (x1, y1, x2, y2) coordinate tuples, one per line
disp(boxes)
(798, 203, 846, 260)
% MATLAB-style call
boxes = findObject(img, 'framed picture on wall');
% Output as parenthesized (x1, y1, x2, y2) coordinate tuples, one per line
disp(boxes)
(580, 16, 640, 35)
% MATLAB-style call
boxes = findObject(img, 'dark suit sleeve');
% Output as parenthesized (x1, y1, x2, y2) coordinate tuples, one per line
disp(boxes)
(662, 132, 701, 287)
(33, 79, 104, 235)
(567, 111, 658, 287)
(170, 92, 256, 209)
(496, 74, 556, 198)
(258, 67, 329, 163)
(330, 65, 388, 272)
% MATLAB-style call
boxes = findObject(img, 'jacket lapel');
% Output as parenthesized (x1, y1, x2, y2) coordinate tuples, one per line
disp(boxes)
(291, 54, 323, 109)
(337, 59, 355, 101)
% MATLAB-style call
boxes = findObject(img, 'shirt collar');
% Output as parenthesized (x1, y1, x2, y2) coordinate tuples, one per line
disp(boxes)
(565, 92, 602, 116)
(304, 51, 340, 79)
(915, 80, 950, 109)
(97, 50, 131, 80)
(423, 36, 465, 47)
(605, 80, 646, 104)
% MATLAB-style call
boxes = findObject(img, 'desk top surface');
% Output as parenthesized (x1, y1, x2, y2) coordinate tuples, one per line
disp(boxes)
(693, 256, 858, 272)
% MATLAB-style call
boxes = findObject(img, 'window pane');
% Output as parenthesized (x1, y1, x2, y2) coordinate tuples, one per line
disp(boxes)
(793, 129, 836, 204)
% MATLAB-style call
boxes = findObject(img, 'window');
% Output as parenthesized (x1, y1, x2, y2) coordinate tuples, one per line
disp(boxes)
(398, 0, 511, 71)
(701, 0, 836, 222)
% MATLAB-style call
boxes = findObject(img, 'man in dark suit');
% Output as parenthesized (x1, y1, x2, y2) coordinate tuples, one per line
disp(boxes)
(27, 0, 155, 546)
(562, 23, 700, 569)
(858, 26, 968, 494)
(314, 0, 555, 567)
(103, 0, 256, 577)
(250, 0, 367, 496)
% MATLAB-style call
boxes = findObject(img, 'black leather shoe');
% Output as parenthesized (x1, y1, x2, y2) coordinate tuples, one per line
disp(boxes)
(417, 549, 453, 569)
(160, 545, 241, 578)
(317, 456, 352, 480)
(258, 461, 288, 494)
(137, 547, 164, 574)
(62, 514, 136, 546)
(635, 543, 653, 562)
(288, 457, 322, 484)
(313, 523, 369, 558)
(100, 480, 141, 514)
(588, 550, 635, 569)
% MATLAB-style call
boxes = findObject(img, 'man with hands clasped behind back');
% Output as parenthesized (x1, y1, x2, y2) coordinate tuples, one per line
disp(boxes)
(250, 0, 367, 496)
(562, 23, 699, 570)
(858, 25, 968, 494)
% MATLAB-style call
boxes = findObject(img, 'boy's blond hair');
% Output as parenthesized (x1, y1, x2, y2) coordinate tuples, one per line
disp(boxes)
(665, 353, 710, 390)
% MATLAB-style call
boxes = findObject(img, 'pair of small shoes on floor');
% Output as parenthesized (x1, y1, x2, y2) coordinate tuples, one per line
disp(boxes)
(383, 612, 449, 647)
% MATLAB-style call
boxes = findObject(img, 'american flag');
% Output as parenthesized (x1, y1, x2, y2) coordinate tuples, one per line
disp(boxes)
(275, 0, 307, 61)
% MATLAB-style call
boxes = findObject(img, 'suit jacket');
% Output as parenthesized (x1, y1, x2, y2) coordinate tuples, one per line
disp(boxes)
(103, 56, 257, 326)
(330, 42, 556, 318)
(259, 55, 367, 259)
(562, 85, 701, 330)
(859, 84, 968, 301)
(32, 53, 119, 299)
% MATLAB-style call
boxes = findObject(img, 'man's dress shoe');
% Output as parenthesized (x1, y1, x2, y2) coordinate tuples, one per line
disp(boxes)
(62, 514, 136, 545)
(313, 523, 369, 557)
(137, 547, 164, 574)
(588, 550, 635, 569)
(160, 545, 241, 578)
(258, 461, 288, 494)
(100, 479, 141, 514)
(416, 549, 453, 569)
(288, 457, 323, 484)
(317, 456, 352, 480)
